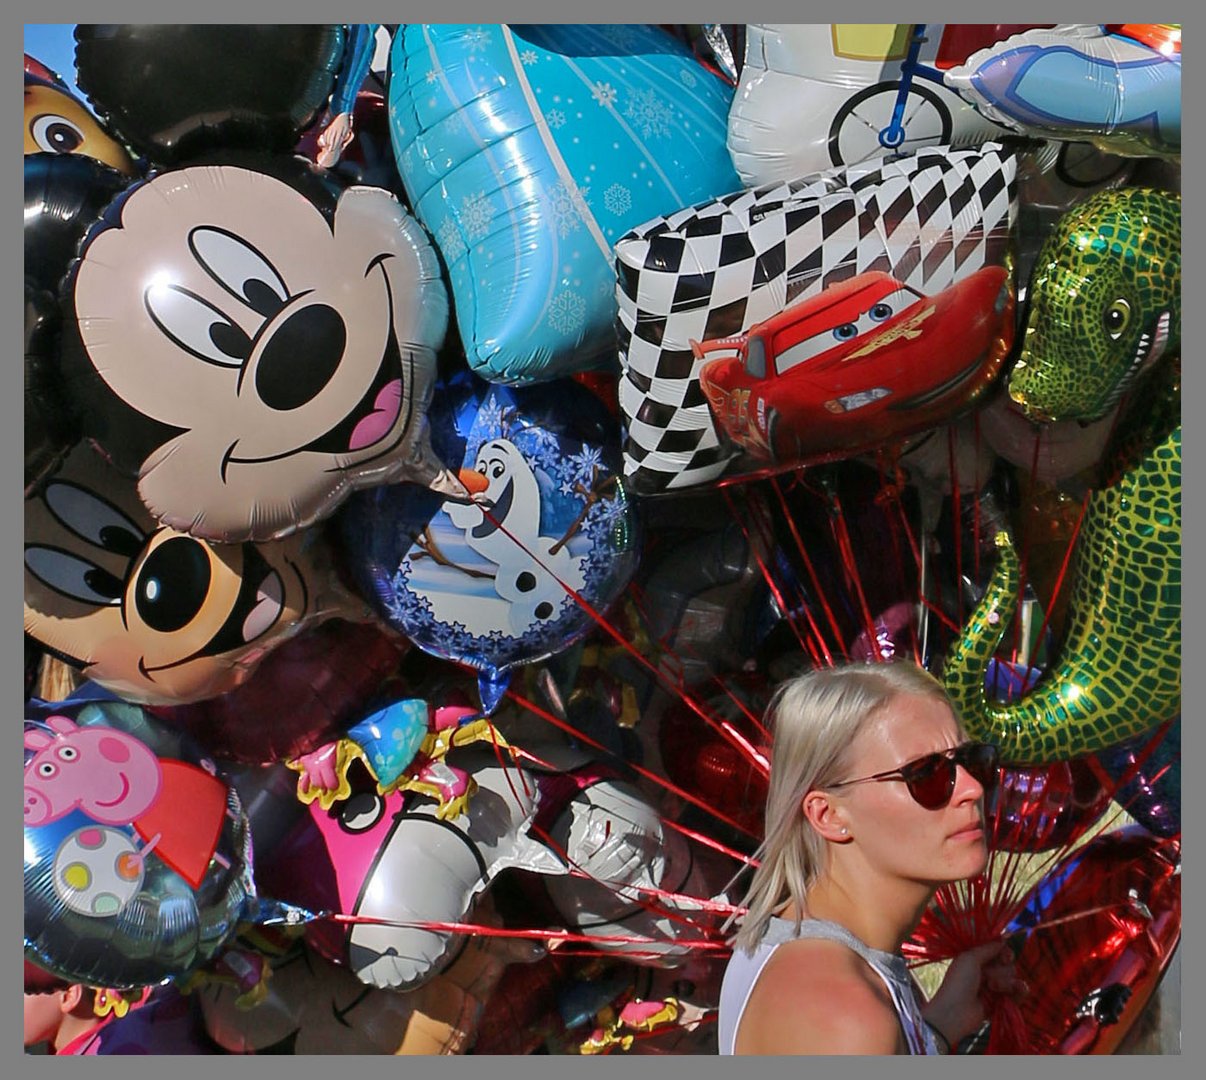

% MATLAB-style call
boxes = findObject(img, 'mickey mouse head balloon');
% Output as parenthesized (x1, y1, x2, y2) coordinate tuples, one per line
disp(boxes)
(24, 444, 369, 706)
(57, 152, 460, 542)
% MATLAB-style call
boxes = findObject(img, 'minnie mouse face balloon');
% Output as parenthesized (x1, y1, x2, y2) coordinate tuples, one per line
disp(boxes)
(24, 698, 258, 990)
(338, 374, 640, 713)
(25, 444, 366, 706)
(58, 153, 457, 542)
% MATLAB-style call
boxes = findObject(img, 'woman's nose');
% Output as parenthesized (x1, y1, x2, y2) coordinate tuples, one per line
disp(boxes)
(954, 762, 985, 803)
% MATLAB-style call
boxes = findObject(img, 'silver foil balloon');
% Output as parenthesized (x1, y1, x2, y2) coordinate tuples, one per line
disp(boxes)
(24, 695, 259, 990)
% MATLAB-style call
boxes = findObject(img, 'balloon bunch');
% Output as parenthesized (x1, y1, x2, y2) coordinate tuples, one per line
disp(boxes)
(24, 22, 1177, 1057)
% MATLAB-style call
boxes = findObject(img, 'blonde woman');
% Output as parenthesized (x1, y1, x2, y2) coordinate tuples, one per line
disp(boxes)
(719, 662, 1025, 1055)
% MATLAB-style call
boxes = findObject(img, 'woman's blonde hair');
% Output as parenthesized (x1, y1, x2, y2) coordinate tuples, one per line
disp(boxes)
(725, 662, 958, 953)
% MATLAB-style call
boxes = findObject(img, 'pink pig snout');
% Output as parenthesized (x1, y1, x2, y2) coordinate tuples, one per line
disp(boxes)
(24, 786, 52, 826)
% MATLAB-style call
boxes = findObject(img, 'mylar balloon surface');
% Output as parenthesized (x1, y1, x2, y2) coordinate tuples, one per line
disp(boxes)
(727, 24, 1026, 186)
(198, 935, 529, 1054)
(24, 151, 132, 299)
(150, 618, 409, 765)
(387, 23, 740, 385)
(25, 444, 369, 706)
(615, 142, 1018, 494)
(24, 58, 137, 175)
(261, 742, 690, 992)
(24, 698, 258, 990)
(72, 24, 348, 164)
(56, 152, 456, 542)
(942, 426, 1180, 763)
(1008, 187, 1180, 424)
(339, 373, 639, 713)
(1097, 717, 1180, 839)
(944, 24, 1181, 159)
(1003, 825, 1180, 1054)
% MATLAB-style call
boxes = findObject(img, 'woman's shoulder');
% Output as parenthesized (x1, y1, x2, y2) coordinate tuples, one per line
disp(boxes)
(735, 936, 903, 1055)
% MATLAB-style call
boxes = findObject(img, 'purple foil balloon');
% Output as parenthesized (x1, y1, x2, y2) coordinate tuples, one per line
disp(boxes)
(1096, 717, 1181, 838)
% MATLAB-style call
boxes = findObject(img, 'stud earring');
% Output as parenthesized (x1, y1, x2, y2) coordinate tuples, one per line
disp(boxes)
(839, 828, 848, 836)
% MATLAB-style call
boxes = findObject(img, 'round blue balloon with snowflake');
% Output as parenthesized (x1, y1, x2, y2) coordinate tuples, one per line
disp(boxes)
(338, 373, 640, 713)
(386, 23, 740, 386)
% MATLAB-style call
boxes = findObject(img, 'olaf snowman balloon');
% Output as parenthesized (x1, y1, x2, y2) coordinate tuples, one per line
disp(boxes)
(339, 374, 639, 712)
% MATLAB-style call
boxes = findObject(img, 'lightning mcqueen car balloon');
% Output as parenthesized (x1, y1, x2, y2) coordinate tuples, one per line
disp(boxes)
(693, 266, 1014, 469)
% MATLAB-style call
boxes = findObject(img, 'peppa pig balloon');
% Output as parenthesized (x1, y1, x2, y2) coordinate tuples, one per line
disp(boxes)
(338, 372, 640, 714)
(23, 698, 265, 990)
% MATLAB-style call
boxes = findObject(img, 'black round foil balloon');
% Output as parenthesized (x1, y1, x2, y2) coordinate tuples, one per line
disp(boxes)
(24, 152, 131, 298)
(25, 153, 132, 493)
(25, 282, 75, 496)
(73, 25, 347, 164)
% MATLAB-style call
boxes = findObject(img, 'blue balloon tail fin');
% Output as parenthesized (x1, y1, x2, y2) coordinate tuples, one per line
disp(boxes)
(477, 668, 511, 716)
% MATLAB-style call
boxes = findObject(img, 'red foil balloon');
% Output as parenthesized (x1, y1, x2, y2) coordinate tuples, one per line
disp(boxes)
(1005, 826, 1180, 1054)
(987, 757, 1112, 853)
(150, 618, 409, 765)
(657, 673, 770, 838)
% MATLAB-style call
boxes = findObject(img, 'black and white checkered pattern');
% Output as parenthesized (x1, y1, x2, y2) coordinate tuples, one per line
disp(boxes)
(615, 144, 1019, 495)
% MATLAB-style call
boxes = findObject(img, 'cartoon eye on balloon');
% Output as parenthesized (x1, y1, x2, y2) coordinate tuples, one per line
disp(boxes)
(56, 153, 460, 543)
(24, 444, 368, 706)
(24, 57, 136, 175)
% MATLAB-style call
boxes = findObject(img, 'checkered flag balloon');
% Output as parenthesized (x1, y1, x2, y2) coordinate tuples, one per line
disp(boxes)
(615, 143, 1019, 494)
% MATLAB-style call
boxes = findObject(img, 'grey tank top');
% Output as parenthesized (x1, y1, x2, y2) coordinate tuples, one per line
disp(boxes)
(717, 916, 939, 1055)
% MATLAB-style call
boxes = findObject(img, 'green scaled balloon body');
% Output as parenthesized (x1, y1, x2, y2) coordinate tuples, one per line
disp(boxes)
(1008, 187, 1180, 422)
(942, 425, 1180, 764)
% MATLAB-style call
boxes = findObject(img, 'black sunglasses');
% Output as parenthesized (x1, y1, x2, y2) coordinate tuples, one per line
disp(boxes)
(826, 742, 1000, 810)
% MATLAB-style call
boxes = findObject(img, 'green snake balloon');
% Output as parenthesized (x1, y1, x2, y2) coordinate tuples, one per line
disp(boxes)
(941, 423, 1180, 764)
(1009, 187, 1180, 422)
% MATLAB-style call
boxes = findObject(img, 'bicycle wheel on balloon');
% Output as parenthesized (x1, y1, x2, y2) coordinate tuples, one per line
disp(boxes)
(828, 80, 953, 168)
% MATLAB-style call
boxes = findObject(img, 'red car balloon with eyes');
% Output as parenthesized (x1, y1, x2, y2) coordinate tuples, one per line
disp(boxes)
(693, 266, 1014, 468)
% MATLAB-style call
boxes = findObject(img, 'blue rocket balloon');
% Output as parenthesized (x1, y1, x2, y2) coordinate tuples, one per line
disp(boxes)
(337, 373, 640, 713)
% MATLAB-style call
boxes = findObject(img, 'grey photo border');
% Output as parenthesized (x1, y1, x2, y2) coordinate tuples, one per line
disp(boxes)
(10, 2, 1196, 1079)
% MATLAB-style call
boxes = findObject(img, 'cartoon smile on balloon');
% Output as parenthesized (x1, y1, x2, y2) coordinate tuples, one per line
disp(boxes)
(59, 159, 457, 542)
(24, 445, 351, 705)
(24, 714, 229, 918)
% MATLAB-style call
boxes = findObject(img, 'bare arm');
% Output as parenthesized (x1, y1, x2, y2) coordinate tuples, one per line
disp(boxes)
(734, 940, 906, 1055)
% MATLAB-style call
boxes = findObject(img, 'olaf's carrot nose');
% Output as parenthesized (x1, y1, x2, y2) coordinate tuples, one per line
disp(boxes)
(458, 468, 491, 496)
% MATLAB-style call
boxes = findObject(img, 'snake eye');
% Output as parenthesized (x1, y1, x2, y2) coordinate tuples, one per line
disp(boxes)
(1103, 298, 1131, 340)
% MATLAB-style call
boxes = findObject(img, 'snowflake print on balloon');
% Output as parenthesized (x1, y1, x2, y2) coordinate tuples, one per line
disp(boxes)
(547, 291, 588, 335)
(624, 88, 674, 139)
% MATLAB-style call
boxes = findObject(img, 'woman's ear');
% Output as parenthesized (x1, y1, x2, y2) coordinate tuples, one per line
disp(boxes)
(802, 790, 849, 842)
